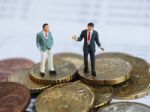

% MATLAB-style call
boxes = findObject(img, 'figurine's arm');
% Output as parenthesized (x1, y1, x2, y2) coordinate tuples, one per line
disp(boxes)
(36, 34, 41, 50)
(72, 30, 84, 41)
(95, 32, 104, 51)
(47, 32, 54, 50)
(95, 32, 101, 47)
(50, 33, 54, 46)
(77, 30, 84, 41)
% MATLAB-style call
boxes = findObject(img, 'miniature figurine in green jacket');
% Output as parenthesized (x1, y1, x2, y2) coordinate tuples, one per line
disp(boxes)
(36, 23, 56, 77)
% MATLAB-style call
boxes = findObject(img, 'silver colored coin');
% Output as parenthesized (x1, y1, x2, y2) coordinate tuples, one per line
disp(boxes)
(97, 102, 150, 112)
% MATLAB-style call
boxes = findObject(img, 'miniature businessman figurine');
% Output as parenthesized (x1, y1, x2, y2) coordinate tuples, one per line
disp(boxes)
(36, 23, 56, 77)
(72, 23, 104, 76)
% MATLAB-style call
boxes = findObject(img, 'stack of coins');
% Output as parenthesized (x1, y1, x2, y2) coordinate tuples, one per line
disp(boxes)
(0, 58, 34, 111)
(0, 52, 150, 112)
(78, 58, 132, 85)
(96, 52, 150, 100)
(1, 53, 82, 111)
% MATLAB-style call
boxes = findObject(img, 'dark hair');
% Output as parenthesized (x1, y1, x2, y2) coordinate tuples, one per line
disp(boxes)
(42, 23, 48, 29)
(87, 22, 94, 27)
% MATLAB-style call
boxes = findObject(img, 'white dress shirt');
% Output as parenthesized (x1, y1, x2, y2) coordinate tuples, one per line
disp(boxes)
(43, 31, 48, 39)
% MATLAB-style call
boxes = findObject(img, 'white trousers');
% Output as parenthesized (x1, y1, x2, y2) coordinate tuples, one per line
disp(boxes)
(40, 50, 55, 73)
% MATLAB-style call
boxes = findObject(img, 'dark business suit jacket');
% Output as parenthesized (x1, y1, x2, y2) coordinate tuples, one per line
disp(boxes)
(77, 30, 101, 52)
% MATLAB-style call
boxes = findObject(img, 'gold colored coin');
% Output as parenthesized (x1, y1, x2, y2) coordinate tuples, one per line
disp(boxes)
(35, 82, 95, 112)
(54, 52, 83, 81)
(54, 53, 83, 68)
(96, 52, 150, 100)
(75, 81, 113, 109)
(30, 60, 77, 84)
(89, 85, 113, 108)
(113, 64, 150, 100)
(8, 69, 51, 93)
(96, 52, 150, 71)
(79, 58, 132, 85)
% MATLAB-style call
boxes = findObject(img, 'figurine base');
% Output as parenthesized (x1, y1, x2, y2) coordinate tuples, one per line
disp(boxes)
(78, 58, 132, 85)
(30, 60, 77, 85)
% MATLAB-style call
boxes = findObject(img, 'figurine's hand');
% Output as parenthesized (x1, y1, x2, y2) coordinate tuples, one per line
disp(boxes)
(100, 47, 104, 51)
(72, 35, 77, 41)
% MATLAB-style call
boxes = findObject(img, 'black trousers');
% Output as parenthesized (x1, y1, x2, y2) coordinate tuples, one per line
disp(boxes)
(84, 45, 95, 73)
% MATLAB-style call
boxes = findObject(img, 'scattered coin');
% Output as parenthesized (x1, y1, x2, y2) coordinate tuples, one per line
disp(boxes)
(30, 60, 77, 84)
(96, 52, 149, 71)
(8, 69, 52, 93)
(96, 52, 150, 99)
(0, 58, 34, 82)
(97, 102, 150, 112)
(75, 81, 113, 109)
(78, 58, 132, 85)
(0, 82, 31, 112)
(35, 82, 95, 112)
(113, 63, 150, 99)
(54, 52, 83, 68)
(0, 72, 9, 82)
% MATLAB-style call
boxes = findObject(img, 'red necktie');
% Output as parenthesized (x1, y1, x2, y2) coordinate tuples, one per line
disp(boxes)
(88, 32, 91, 41)
(45, 33, 48, 37)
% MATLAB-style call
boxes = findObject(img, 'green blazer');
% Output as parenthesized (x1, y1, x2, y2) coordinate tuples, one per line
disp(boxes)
(36, 31, 54, 51)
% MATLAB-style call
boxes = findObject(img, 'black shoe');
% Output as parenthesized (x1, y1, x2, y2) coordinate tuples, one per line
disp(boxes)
(84, 69, 89, 73)
(49, 70, 56, 75)
(91, 72, 96, 77)
(40, 72, 45, 77)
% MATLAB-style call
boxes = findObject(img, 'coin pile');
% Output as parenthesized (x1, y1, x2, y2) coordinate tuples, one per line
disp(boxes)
(78, 58, 132, 85)
(0, 58, 34, 112)
(96, 52, 150, 100)
(0, 52, 150, 112)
